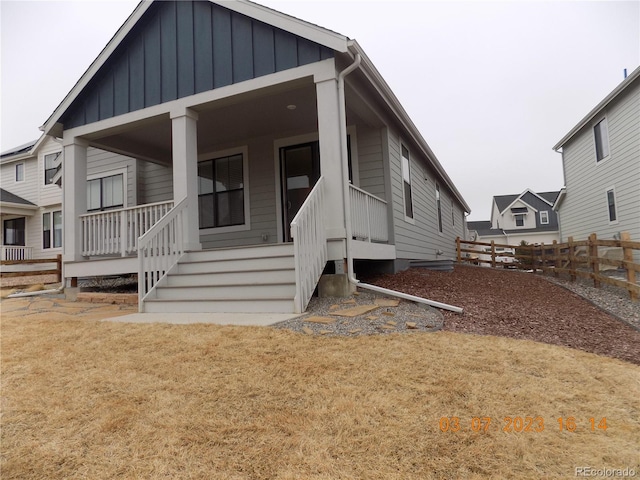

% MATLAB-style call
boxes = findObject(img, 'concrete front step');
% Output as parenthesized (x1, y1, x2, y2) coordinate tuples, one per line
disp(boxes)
(164, 268, 295, 287)
(143, 298, 296, 313)
(154, 283, 296, 300)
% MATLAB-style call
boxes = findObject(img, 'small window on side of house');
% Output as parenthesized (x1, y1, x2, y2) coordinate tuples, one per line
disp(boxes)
(451, 200, 455, 226)
(436, 183, 443, 233)
(401, 145, 413, 220)
(606, 188, 617, 222)
(540, 211, 549, 225)
(15, 163, 24, 182)
(44, 152, 61, 185)
(594, 118, 610, 162)
(515, 214, 525, 227)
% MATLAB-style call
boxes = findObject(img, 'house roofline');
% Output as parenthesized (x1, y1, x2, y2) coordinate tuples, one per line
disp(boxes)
(40, 0, 349, 138)
(553, 65, 640, 151)
(347, 40, 471, 213)
(498, 188, 549, 215)
(552, 187, 566, 211)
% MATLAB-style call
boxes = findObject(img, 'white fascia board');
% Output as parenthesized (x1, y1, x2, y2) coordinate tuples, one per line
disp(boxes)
(553, 65, 640, 151)
(552, 188, 566, 211)
(501, 197, 538, 215)
(500, 189, 545, 214)
(348, 41, 471, 214)
(0, 202, 39, 216)
(226, 0, 349, 52)
(40, 1, 152, 136)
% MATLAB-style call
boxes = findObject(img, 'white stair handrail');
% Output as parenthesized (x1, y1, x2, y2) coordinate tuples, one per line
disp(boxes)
(291, 177, 326, 313)
(349, 184, 388, 243)
(137, 197, 188, 312)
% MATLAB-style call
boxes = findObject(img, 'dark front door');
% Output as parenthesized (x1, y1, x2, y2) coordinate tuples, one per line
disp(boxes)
(280, 141, 320, 242)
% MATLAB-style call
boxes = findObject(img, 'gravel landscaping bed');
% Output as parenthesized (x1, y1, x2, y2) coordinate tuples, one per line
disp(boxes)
(274, 290, 444, 337)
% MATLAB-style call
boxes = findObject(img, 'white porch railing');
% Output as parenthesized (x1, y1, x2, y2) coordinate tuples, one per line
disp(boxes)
(1, 246, 33, 261)
(291, 177, 327, 314)
(138, 198, 188, 311)
(349, 184, 388, 243)
(80, 201, 174, 257)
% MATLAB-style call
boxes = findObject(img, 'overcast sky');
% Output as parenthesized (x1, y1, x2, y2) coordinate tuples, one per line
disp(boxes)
(1, 0, 638, 220)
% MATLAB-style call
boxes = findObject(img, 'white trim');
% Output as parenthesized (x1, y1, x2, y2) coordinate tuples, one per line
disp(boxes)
(539, 210, 549, 225)
(499, 188, 546, 214)
(42, 208, 63, 251)
(86, 167, 128, 210)
(593, 115, 611, 164)
(273, 133, 320, 243)
(400, 141, 415, 225)
(196, 145, 251, 235)
(605, 186, 618, 224)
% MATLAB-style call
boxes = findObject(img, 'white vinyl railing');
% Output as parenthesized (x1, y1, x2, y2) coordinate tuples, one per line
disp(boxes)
(349, 184, 389, 243)
(137, 198, 188, 311)
(1, 246, 33, 261)
(80, 201, 174, 257)
(291, 177, 327, 314)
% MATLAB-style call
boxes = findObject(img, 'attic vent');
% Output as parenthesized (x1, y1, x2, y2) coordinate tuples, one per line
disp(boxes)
(511, 207, 528, 214)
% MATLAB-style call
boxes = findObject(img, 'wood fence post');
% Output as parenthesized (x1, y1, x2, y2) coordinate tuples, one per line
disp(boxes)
(491, 240, 496, 268)
(621, 231, 637, 301)
(552, 240, 559, 277)
(540, 243, 546, 273)
(589, 233, 600, 288)
(531, 244, 536, 273)
(568, 236, 576, 282)
(56, 254, 62, 283)
(456, 237, 462, 264)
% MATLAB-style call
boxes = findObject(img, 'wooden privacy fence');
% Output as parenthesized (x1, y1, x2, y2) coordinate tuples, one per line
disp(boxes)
(0, 254, 62, 284)
(456, 233, 639, 301)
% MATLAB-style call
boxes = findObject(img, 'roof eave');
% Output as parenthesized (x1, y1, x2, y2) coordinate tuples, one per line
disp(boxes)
(553, 66, 640, 151)
(347, 41, 471, 213)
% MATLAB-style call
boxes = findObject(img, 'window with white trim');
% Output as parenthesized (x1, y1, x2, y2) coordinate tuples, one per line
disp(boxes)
(515, 214, 525, 227)
(15, 163, 24, 182)
(87, 174, 124, 211)
(44, 152, 61, 185)
(540, 211, 549, 225)
(3, 217, 25, 246)
(606, 188, 617, 222)
(43, 211, 62, 249)
(594, 118, 610, 162)
(198, 153, 245, 229)
(451, 200, 455, 226)
(401, 145, 413, 220)
(436, 183, 443, 233)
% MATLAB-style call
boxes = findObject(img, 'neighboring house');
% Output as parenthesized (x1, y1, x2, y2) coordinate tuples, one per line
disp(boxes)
(38, 0, 470, 313)
(468, 189, 561, 247)
(1, 137, 63, 260)
(553, 66, 639, 246)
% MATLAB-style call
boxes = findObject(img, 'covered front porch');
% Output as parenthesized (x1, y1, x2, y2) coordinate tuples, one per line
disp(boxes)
(61, 60, 394, 312)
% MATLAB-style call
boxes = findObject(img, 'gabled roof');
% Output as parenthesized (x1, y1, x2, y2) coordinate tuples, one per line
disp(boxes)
(41, 0, 349, 136)
(0, 134, 51, 164)
(0, 140, 37, 159)
(553, 65, 640, 151)
(0, 188, 37, 206)
(494, 189, 560, 215)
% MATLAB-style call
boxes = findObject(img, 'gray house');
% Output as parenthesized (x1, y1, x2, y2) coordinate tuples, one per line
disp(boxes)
(40, 0, 470, 313)
(553, 66, 640, 245)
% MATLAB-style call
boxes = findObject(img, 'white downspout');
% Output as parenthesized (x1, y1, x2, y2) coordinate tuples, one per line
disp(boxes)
(337, 51, 463, 314)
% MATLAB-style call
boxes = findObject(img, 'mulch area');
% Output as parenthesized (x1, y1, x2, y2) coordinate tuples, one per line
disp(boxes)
(364, 265, 640, 365)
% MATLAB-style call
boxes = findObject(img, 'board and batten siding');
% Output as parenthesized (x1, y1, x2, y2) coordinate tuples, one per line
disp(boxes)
(559, 79, 640, 244)
(387, 129, 465, 261)
(61, 0, 333, 130)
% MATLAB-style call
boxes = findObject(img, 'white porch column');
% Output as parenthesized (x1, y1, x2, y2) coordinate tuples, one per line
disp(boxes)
(171, 107, 202, 251)
(62, 138, 88, 263)
(315, 77, 346, 240)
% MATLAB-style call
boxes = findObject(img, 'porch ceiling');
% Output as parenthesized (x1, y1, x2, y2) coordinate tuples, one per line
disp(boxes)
(87, 80, 320, 165)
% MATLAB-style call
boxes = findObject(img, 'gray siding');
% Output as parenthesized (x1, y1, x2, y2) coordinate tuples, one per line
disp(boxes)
(87, 148, 137, 208)
(388, 129, 465, 261)
(61, 0, 333, 129)
(138, 161, 173, 204)
(356, 125, 386, 199)
(559, 79, 640, 244)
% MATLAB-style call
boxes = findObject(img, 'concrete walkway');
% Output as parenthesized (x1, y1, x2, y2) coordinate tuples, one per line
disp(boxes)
(0, 294, 299, 326)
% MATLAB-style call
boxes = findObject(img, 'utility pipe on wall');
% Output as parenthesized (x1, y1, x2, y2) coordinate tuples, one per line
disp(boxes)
(336, 50, 463, 314)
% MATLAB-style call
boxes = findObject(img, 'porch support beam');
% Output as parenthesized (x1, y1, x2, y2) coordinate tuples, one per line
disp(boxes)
(62, 138, 88, 263)
(171, 107, 201, 251)
(315, 77, 346, 240)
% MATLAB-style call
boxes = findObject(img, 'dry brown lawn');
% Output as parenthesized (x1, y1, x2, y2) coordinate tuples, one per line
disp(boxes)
(2, 297, 639, 480)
